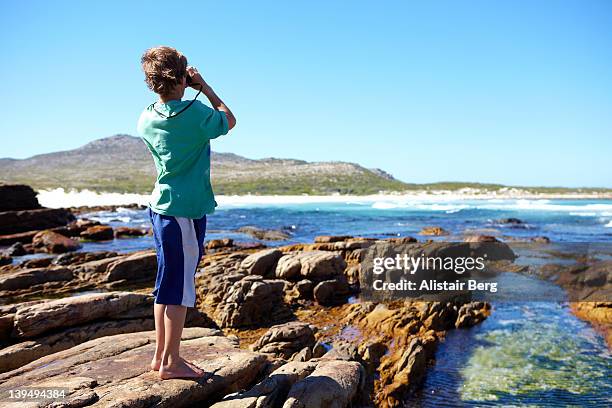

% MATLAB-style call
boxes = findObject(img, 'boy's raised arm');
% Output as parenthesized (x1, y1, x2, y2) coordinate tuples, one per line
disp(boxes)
(187, 66, 236, 130)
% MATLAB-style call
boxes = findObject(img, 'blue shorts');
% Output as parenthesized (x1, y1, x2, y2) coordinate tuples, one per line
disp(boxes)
(148, 208, 207, 307)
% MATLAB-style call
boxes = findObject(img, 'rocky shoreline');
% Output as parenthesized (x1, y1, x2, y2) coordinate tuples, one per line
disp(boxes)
(0, 183, 610, 407)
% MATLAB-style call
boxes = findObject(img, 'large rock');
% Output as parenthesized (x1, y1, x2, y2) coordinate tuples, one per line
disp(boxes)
(240, 249, 283, 276)
(0, 302, 214, 373)
(215, 276, 291, 328)
(455, 302, 491, 328)
(32, 230, 81, 253)
(114, 226, 148, 238)
(251, 322, 316, 359)
(51, 218, 101, 238)
(0, 328, 267, 408)
(0, 318, 154, 373)
(276, 255, 303, 280)
(0, 266, 73, 292)
(206, 238, 234, 250)
(377, 337, 428, 402)
(0, 230, 39, 245)
(313, 277, 351, 306)
(103, 250, 157, 283)
(314, 235, 352, 243)
(238, 226, 291, 241)
(0, 208, 75, 235)
(211, 361, 319, 408)
(10, 292, 153, 338)
(0, 184, 41, 211)
(283, 360, 364, 408)
(52, 250, 118, 266)
(275, 251, 346, 281)
(419, 226, 449, 236)
(80, 225, 114, 241)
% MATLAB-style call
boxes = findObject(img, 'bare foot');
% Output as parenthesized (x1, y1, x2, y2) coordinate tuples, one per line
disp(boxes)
(151, 357, 162, 371)
(151, 356, 198, 372)
(159, 358, 204, 379)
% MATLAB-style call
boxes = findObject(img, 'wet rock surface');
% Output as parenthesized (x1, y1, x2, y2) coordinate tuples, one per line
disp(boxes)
(80, 225, 114, 241)
(32, 230, 82, 253)
(534, 260, 612, 348)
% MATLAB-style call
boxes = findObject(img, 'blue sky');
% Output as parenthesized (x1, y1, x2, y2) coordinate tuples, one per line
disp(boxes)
(1, 0, 611, 187)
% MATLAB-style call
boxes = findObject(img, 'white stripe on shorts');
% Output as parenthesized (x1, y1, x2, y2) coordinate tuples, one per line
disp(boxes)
(175, 217, 199, 307)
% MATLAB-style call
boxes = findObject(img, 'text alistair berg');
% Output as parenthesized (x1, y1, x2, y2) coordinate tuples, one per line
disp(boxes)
(371, 254, 498, 293)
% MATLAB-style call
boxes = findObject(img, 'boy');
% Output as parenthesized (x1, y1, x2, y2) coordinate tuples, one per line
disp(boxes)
(137, 46, 236, 379)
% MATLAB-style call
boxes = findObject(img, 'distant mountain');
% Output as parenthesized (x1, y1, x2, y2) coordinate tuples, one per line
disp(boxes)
(2, 135, 609, 195)
(0, 135, 410, 194)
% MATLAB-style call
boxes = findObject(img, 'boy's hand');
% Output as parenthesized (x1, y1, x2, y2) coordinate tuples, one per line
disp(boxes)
(186, 65, 236, 130)
(186, 66, 206, 89)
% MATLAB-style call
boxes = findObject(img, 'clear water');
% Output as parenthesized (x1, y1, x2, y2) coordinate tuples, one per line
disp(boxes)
(11, 198, 612, 405)
(408, 302, 611, 407)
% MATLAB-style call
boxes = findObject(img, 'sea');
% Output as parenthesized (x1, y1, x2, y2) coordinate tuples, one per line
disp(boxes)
(28, 191, 612, 406)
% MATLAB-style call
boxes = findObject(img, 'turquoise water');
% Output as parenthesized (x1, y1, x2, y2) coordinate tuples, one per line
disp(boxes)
(77, 198, 612, 254)
(408, 301, 611, 407)
(12, 198, 612, 405)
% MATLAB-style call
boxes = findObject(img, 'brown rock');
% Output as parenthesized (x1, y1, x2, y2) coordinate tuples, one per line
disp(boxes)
(0, 328, 267, 407)
(314, 235, 352, 243)
(419, 226, 449, 236)
(238, 225, 291, 241)
(455, 302, 491, 328)
(276, 251, 346, 281)
(211, 361, 319, 408)
(215, 276, 290, 328)
(114, 226, 148, 238)
(0, 208, 75, 235)
(0, 230, 38, 245)
(378, 337, 427, 402)
(19, 256, 53, 268)
(0, 305, 214, 373)
(0, 266, 73, 292)
(313, 277, 351, 306)
(572, 302, 612, 349)
(0, 318, 155, 373)
(32, 230, 81, 253)
(283, 360, 364, 408)
(80, 225, 114, 241)
(54, 218, 102, 237)
(385, 237, 418, 244)
(240, 248, 283, 276)
(11, 292, 153, 338)
(52, 250, 118, 266)
(276, 254, 303, 280)
(464, 235, 499, 243)
(295, 279, 314, 299)
(103, 250, 157, 283)
(206, 238, 234, 249)
(251, 321, 316, 359)
(0, 184, 42, 211)
(497, 217, 524, 225)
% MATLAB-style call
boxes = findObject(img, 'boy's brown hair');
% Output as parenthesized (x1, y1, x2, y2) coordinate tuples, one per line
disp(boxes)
(141, 46, 188, 96)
